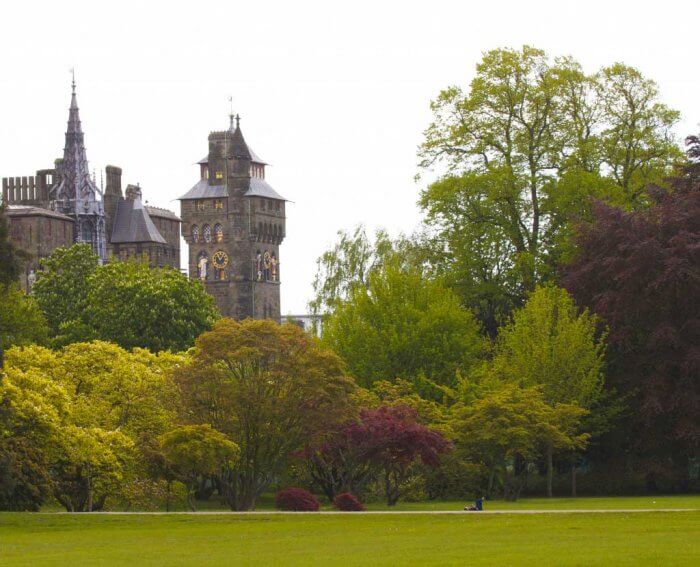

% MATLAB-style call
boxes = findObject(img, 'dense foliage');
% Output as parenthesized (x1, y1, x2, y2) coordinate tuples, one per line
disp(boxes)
(0, 47, 696, 509)
(32, 245, 219, 351)
(175, 319, 356, 510)
(563, 157, 700, 489)
(418, 46, 681, 336)
(333, 492, 365, 511)
(1, 342, 184, 511)
(322, 258, 484, 394)
(275, 488, 320, 511)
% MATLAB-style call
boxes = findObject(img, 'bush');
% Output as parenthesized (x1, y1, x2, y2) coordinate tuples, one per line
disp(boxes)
(275, 487, 320, 511)
(333, 492, 365, 511)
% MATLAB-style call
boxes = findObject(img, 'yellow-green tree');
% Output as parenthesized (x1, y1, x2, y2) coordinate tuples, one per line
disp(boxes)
(322, 259, 484, 395)
(0, 366, 67, 510)
(451, 383, 588, 500)
(489, 285, 605, 496)
(175, 319, 356, 510)
(160, 424, 239, 511)
(419, 46, 682, 336)
(4, 342, 185, 510)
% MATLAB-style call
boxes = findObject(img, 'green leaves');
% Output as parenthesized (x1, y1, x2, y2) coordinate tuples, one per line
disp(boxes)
(32, 244, 99, 335)
(32, 245, 219, 352)
(418, 46, 683, 335)
(322, 258, 485, 395)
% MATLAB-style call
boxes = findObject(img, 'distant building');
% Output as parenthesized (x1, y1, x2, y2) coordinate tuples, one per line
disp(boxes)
(1, 80, 180, 291)
(285, 314, 323, 337)
(179, 114, 286, 321)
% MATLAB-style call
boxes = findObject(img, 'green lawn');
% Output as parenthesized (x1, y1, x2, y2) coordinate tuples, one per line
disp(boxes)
(363, 494, 700, 511)
(1, 507, 699, 566)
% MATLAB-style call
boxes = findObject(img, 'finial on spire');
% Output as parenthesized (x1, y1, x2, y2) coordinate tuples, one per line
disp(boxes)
(228, 96, 235, 130)
(236, 114, 241, 129)
(71, 68, 76, 93)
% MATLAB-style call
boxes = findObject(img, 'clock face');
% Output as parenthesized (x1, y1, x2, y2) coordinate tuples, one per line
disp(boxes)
(212, 250, 229, 269)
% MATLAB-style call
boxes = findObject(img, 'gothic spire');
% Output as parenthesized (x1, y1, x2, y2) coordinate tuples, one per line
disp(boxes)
(49, 78, 106, 261)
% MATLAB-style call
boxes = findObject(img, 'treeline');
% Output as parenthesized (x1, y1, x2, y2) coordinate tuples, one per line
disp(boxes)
(311, 46, 699, 496)
(0, 45, 698, 511)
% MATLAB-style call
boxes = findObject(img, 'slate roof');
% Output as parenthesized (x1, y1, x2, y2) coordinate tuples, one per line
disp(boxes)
(244, 177, 286, 201)
(178, 179, 228, 200)
(111, 197, 166, 244)
(6, 205, 73, 221)
(145, 205, 181, 221)
(249, 146, 267, 165)
(197, 146, 266, 165)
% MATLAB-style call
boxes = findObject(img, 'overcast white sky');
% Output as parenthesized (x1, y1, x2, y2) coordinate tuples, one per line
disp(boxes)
(1, 0, 698, 314)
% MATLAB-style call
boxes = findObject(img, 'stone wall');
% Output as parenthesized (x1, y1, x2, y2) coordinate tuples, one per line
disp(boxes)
(6, 208, 75, 292)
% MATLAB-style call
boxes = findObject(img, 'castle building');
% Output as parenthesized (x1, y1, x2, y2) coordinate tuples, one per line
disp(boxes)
(179, 115, 286, 321)
(1, 81, 180, 291)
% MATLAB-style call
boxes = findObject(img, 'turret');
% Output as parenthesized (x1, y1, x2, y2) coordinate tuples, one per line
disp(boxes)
(104, 165, 122, 241)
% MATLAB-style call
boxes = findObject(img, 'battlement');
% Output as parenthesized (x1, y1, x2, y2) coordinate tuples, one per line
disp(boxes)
(1, 170, 55, 205)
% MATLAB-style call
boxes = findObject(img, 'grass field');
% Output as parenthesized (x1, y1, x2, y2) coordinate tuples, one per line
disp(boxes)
(1, 497, 699, 566)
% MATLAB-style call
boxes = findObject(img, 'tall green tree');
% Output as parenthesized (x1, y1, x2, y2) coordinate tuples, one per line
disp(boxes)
(451, 382, 588, 500)
(488, 285, 605, 496)
(175, 319, 356, 510)
(81, 261, 218, 352)
(32, 245, 219, 352)
(310, 225, 395, 316)
(419, 46, 681, 335)
(31, 244, 99, 336)
(322, 258, 484, 396)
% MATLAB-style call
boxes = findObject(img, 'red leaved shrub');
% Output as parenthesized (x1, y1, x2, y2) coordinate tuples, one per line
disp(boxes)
(275, 488, 320, 511)
(333, 492, 365, 511)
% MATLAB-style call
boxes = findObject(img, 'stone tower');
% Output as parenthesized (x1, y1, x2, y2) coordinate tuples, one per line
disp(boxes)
(179, 115, 286, 320)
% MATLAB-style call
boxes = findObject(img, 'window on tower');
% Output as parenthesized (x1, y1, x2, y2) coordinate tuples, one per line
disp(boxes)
(215, 171, 223, 180)
(191, 224, 200, 243)
(203, 224, 212, 243)
(214, 199, 224, 210)
(214, 224, 224, 242)
(196, 200, 205, 211)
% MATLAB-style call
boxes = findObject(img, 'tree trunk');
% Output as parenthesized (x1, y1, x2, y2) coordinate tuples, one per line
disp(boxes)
(166, 480, 171, 512)
(487, 464, 496, 499)
(546, 444, 553, 498)
(87, 464, 93, 512)
(187, 485, 196, 511)
(571, 458, 577, 498)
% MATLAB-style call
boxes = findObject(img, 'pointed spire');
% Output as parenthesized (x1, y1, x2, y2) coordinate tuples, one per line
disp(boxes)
(48, 76, 107, 262)
(52, 78, 100, 210)
(229, 113, 251, 160)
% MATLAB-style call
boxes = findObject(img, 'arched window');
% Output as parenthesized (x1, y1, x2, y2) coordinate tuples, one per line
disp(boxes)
(214, 224, 224, 243)
(203, 224, 212, 243)
(191, 225, 200, 243)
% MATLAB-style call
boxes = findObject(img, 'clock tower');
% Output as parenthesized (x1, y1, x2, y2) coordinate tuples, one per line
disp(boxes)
(179, 115, 286, 320)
